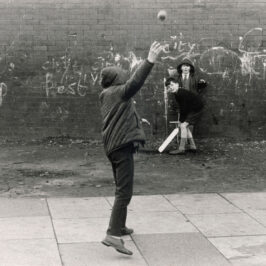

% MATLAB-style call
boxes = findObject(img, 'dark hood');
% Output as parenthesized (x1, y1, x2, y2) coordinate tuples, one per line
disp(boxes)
(101, 66, 129, 88)
(176, 57, 195, 75)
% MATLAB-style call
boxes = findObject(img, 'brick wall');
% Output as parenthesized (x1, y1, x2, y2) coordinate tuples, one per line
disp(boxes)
(0, 0, 265, 140)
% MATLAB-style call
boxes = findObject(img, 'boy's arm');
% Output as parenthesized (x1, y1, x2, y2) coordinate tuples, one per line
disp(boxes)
(123, 60, 153, 100)
(123, 41, 162, 100)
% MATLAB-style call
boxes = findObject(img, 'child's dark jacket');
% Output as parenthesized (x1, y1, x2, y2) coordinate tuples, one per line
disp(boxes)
(99, 60, 153, 155)
(173, 88, 204, 122)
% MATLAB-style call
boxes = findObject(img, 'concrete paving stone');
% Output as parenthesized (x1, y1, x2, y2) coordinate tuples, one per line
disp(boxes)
(0, 216, 54, 240)
(59, 241, 147, 266)
(187, 213, 266, 237)
(53, 217, 130, 243)
(245, 210, 266, 227)
(0, 239, 62, 266)
(209, 235, 266, 266)
(0, 198, 48, 217)
(53, 217, 108, 243)
(133, 233, 230, 266)
(127, 211, 198, 234)
(222, 192, 266, 210)
(107, 195, 177, 212)
(47, 197, 111, 219)
(165, 193, 241, 214)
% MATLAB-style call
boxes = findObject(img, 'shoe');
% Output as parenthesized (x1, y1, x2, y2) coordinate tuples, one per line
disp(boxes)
(169, 149, 186, 155)
(101, 235, 133, 255)
(121, 227, 134, 235)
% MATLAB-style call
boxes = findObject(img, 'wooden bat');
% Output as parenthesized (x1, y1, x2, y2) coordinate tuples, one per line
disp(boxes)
(158, 127, 179, 153)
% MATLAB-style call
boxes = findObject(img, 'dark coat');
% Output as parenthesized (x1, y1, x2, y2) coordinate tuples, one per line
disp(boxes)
(99, 60, 154, 155)
(173, 88, 204, 122)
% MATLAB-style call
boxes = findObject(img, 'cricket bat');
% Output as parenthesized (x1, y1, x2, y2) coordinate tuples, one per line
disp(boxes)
(158, 127, 179, 153)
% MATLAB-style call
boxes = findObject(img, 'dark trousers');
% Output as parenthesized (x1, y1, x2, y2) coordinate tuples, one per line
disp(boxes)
(107, 143, 134, 236)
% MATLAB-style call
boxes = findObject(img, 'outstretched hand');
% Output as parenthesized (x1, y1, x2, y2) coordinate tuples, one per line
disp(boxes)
(147, 41, 163, 64)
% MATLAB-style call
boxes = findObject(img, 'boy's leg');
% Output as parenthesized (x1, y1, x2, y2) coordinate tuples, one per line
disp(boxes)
(102, 144, 134, 255)
(188, 125, 194, 134)
(179, 122, 188, 151)
(107, 144, 134, 236)
(185, 109, 203, 152)
(187, 126, 197, 151)
(169, 122, 187, 155)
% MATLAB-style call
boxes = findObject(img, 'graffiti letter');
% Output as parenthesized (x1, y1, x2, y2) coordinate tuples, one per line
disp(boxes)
(67, 83, 76, 95)
(57, 85, 65, 94)
(77, 84, 88, 97)
(91, 73, 98, 85)
(0, 82, 7, 106)
(45, 73, 54, 97)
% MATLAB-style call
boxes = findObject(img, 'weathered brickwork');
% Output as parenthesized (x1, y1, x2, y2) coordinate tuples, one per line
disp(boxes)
(0, 0, 265, 140)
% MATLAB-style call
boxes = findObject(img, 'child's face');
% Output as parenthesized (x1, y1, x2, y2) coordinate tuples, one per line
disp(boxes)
(181, 64, 191, 74)
(167, 81, 179, 93)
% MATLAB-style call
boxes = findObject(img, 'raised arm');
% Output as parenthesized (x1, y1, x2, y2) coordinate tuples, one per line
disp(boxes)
(123, 41, 163, 100)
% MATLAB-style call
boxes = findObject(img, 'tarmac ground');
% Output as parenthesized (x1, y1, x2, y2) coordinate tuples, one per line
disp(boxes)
(1, 137, 266, 197)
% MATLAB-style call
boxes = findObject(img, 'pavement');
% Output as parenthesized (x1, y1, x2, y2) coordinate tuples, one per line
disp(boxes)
(0, 192, 266, 266)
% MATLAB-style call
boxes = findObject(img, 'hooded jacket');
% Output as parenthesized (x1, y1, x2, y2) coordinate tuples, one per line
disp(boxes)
(99, 59, 154, 155)
(177, 57, 195, 75)
(175, 57, 207, 94)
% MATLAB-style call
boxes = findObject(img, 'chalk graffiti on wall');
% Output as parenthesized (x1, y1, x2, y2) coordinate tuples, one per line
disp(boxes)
(237, 28, 266, 80)
(38, 39, 146, 122)
(0, 27, 264, 107)
(1, 25, 265, 135)
(42, 56, 91, 98)
(42, 44, 143, 98)
(89, 47, 143, 84)
(160, 27, 266, 82)
(0, 82, 7, 106)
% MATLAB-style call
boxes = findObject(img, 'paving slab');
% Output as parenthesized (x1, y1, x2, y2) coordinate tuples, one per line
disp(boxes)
(165, 193, 241, 214)
(222, 192, 266, 210)
(133, 233, 230, 266)
(53, 217, 108, 243)
(2, 193, 265, 265)
(0, 198, 48, 217)
(0, 239, 62, 266)
(245, 210, 266, 227)
(47, 197, 111, 219)
(59, 241, 147, 266)
(127, 211, 197, 234)
(209, 235, 266, 266)
(53, 217, 130, 243)
(187, 213, 266, 237)
(107, 195, 177, 212)
(0, 216, 54, 240)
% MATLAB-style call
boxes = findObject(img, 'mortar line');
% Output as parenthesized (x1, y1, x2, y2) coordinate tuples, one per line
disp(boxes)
(219, 192, 266, 229)
(163, 193, 232, 264)
(45, 197, 64, 266)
